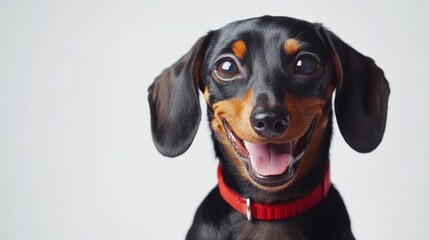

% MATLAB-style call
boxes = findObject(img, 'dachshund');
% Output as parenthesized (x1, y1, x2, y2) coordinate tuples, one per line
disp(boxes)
(148, 16, 390, 240)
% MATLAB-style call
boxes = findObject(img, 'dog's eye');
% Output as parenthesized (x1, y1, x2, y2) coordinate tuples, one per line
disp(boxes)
(215, 59, 239, 80)
(295, 56, 319, 74)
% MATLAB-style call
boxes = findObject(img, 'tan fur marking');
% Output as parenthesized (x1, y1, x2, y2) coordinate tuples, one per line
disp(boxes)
(211, 90, 255, 184)
(292, 114, 328, 181)
(212, 90, 255, 141)
(231, 40, 247, 59)
(203, 86, 210, 104)
(284, 39, 301, 55)
(282, 94, 326, 183)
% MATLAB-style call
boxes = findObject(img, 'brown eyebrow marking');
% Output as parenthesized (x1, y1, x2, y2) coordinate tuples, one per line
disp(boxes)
(284, 39, 301, 55)
(231, 40, 247, 59)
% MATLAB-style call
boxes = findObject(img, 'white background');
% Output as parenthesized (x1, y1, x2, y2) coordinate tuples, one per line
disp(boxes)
(1, 0, 428, 239)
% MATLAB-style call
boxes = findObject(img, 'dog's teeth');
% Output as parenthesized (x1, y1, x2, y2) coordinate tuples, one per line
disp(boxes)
(288, 155, 294, 168)
(287, 155, 295, 175)
(244, 141, 250, 149)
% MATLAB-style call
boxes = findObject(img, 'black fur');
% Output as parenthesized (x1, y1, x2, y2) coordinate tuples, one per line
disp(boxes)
(148, 16, 390, 239)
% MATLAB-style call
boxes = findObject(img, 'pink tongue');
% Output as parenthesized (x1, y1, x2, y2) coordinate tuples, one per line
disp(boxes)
(245, 142, 291, 176)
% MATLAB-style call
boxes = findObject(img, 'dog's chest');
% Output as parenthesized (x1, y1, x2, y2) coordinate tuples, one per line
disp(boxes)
(232, 220, 309, 240)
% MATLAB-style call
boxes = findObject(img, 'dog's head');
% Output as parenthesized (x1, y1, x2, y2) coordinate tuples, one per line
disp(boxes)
(148, 16, 390, 192)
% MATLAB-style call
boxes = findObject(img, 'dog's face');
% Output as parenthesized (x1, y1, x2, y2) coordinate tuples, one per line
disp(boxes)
(149, 16, 389, 192)
(200, 18, 335, 191)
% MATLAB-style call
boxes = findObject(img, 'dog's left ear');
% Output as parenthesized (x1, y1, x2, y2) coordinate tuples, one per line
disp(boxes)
(319, 28, 390, 153)
(148, 36, 207, 157)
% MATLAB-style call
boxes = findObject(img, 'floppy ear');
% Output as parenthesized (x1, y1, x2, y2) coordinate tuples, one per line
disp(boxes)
(322, 29, 390, 153)
(148, 37, 207, 157)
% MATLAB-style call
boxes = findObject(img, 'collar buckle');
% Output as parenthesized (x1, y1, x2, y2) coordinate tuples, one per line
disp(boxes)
(246, 198, 252, 221)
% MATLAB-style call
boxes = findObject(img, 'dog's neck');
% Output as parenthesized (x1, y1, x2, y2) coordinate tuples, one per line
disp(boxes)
(217, 163, 331, 221)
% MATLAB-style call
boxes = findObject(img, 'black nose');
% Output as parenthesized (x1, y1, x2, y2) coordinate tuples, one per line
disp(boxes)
(250, 106, 289, 138)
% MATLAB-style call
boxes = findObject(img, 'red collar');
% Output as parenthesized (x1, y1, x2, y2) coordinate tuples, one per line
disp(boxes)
(217, 163, 331, 221)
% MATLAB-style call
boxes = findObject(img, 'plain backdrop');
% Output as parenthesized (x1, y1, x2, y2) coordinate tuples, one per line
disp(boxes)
(1, 0, 428, 239)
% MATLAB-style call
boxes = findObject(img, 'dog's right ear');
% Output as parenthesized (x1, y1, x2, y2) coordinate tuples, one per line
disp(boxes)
(148, 36, 208, 157)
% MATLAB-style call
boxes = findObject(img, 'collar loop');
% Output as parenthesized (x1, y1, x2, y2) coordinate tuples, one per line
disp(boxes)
(217, 163, 331, 221)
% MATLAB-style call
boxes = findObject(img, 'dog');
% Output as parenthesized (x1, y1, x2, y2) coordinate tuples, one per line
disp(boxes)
(148, 16, 390, 240)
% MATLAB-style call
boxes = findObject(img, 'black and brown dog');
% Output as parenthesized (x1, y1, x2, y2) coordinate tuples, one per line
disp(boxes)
(148, 16, 390, 240)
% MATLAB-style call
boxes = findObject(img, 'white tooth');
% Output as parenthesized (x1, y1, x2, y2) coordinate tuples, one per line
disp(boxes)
(244, 141, 251, 149)
(288, 154, 294, 168)
(295, 152, 303, 162)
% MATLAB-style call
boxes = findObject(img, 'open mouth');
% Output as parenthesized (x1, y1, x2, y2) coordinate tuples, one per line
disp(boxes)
(223, 116, 319, 187)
